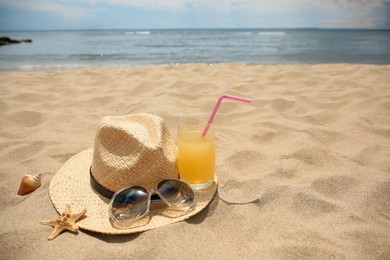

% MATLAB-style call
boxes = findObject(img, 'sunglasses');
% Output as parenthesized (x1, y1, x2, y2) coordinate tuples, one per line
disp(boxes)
(108, 179, 196, 228)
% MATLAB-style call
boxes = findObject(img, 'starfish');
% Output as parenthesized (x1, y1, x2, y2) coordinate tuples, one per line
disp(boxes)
(41, 204, 87, 240)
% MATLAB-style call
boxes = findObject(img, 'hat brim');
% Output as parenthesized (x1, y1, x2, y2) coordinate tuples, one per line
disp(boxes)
(49, 148, 218, 235)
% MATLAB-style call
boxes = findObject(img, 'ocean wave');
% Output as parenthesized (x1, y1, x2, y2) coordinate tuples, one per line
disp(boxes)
(257, 32, 286, 36)
(125, 31, 151, 35)
(231, 31, 286, 36)
(232, 32, 254, 35)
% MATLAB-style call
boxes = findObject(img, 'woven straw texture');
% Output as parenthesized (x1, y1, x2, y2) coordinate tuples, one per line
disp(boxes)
(91, 114, 178, 191)
(49, 149, 218, 234)
(48, 114, 218, 234)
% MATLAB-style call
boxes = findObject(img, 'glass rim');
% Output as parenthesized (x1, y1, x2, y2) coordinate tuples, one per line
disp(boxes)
(178, 117, 213, 130)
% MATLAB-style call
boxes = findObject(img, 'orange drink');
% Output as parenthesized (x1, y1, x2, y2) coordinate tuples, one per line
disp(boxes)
(177, 118, 215, 190)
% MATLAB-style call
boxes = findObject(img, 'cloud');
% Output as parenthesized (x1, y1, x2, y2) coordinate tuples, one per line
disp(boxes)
(314, 0, 388, 10)
(94, 0, 390, 13)
(0, 0, 389, 28)
(0, 0, 89, 19)
(2, 0, 389, 15)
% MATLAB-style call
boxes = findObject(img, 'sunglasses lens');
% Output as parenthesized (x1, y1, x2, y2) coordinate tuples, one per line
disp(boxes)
(108, 186, 150, 227)
(157, 179, 195, 210)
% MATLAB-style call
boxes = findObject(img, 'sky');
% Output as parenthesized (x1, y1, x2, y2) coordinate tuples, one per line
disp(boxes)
(0, 0, 389, 30)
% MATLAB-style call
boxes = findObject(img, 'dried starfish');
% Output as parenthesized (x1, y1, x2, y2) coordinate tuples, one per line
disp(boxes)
(41, 204, 87, 240)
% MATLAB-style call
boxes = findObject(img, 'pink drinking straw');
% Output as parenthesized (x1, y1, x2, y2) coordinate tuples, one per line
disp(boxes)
(202, 94, 252, 137)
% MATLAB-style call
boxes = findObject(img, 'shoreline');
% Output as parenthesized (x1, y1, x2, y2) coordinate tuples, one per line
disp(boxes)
(1, 62, 390, 72)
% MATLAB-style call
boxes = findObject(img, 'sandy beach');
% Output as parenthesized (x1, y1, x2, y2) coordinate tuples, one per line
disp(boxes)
(0, 63, 389, 259)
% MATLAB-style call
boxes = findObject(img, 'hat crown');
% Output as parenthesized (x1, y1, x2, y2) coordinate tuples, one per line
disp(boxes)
(91, 114, 178, 191)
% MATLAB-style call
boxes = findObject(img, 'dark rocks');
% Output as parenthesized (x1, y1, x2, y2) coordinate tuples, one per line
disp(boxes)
(0, 36, 32, 46)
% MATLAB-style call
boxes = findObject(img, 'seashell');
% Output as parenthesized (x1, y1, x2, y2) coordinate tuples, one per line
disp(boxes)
(17, 173, 41, 195)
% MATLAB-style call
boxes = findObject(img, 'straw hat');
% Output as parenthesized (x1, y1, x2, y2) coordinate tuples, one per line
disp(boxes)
(49, 113, 217, 234)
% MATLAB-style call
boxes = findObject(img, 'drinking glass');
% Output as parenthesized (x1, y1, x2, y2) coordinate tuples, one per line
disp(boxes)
(177, 118, 215, 190)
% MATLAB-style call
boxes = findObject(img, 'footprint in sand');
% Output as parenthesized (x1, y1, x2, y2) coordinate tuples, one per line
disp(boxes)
(281, 147, 335, 167)
(268, 98, 296, 113)
(226, 150, 269, 176)
(0, 100, 8, 113)
(267, 159, 298, 180)
(219, 150, 270, 203)
(250, 131, 277, 144)
(0, 141, 45, 165)
(5, 111, 43, 128)
(364, 180, 390, 222)
(274, 244, 341, 259)
(293, 192, 340, 218)
(311, 175, 360, 199)
(49, 152, 78, 164)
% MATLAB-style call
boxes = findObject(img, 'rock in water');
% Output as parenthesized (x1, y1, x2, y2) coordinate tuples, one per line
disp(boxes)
(0, 36, 32, 46)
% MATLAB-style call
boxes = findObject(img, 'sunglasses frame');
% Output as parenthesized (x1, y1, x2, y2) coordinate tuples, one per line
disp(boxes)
(108, 178, 196, 228)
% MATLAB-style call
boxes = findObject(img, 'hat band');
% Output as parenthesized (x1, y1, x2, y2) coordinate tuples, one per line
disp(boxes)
(89, 167, 115, 199)
(89, 167, 160, 200)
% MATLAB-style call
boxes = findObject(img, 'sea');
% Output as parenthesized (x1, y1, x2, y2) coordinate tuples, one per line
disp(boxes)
(0, 28, 389, 70)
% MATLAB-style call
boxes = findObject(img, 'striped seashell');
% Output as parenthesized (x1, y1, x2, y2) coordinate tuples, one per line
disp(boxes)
(17, 173, 42, 196)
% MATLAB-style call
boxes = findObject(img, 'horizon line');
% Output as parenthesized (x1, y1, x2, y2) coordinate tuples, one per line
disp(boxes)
(1, 27, 390, 32)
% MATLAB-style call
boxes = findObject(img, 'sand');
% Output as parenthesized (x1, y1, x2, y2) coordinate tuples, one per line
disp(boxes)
(0, 63, 389, 259)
